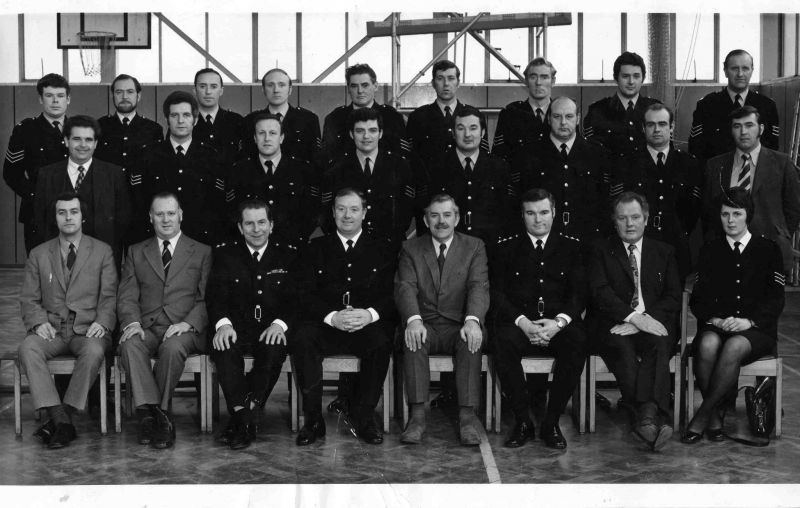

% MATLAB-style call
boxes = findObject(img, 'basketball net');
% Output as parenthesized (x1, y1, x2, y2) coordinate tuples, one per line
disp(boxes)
(77, 31, 117, 77)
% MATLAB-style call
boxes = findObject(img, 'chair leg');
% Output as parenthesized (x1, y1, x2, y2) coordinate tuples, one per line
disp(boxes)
(577, 361, 587, 434)
(290, 363, 300, 433)
(687, 360, 695, 422)
(673, 355, 681, 430)
(383, 357, 391, 433)
(588, 356, 597, 433)
(114, 357, 122, 433)
(200, 356, 209, 433)
(484, 361, 492, 430)
(14, 359, 22, 437)
(494, 365, 502, 434)
(124, 366, 133, 417)
(775, 359, 783, 438)
(99, 358, 108, 435)
(387, 356, 395, 419)
(402, 374, 409, 427)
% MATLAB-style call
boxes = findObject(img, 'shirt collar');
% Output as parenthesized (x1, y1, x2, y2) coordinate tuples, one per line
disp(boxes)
(59, 234, 82, 254)
(199, 106, 220, 122)
(624, 237, 644, 254)
(436, 99, 458, 115)
(44, 113, 66, 125)
(68, 158, 92, 171)
(727, 87, 749, 104)
(337, 229, 363, 249)
(157, 231, 181, 252)
(246, 241, 269, 259)
(117, 111, 137, 123)
(726, 230, 752, 251)
(432, 234, 455, 256)
(528, 97, 550, 113)
(617, 92, 639, 108)
(353, 100, 376, 110)
(550, 134, 576, 153)
(357, 150, 379, 169)
(456, 149, 480, 167)
(647, 145, 670, 164)
(170, 137, 192, 153)
(735, 142, 761, 165)
(259, 152, 282, 169)
(268, 103, 290, 117)
(527, 231, 550, 248)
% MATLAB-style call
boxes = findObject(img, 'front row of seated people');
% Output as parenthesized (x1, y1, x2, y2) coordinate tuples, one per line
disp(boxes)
(18, 184, 784, 452)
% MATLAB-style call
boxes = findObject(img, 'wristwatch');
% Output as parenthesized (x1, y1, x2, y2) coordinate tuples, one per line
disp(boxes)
(555, 317, 566, 329)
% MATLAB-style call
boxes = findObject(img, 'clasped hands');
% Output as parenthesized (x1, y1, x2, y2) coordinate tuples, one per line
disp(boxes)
(518, 317, 560, 346)
(610, 313, 668, 336)
(404, 318, 482, 354)
(711, 316, 752, 333)
(330, 307, 373, 333)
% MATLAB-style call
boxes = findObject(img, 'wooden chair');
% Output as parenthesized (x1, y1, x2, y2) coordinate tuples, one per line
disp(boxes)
(492, 357, 587, 434)
(401, 354, 493, 430)
(112, 354, 209, 433)
(14, 355, 108, 436)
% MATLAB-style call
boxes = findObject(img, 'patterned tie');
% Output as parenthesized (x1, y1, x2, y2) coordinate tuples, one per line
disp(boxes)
(66, 243, 76, 270)
(464, 156, 473, 175)
(628, 244, 640, 310)
(437, 243, 446, 279)
(205, 114, 213, 125)
(657, 152, 665, 170)
(535, 108, 544, 123)
(734, 241, 742, 256)
(737, 154, 752, 190)
(176, 145, 184, 157)
(364, 157, 372, 176)
(734, 94, 742, 108)
(265, 159, 274, 177)
(345, 239, 354, 254)
(122, 117, 130, 127)
(162, 240, 172, 276)
(75, 165, 85, 191)
(444, 105, 452, 123)
(560, 143, 568, 161)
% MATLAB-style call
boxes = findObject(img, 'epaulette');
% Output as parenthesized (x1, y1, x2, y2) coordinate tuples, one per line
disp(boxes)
(558, 232, 581, 242)
(496, 234, 519, 244)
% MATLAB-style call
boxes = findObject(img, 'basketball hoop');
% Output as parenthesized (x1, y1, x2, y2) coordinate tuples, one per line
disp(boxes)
(77, 31, 117, 77)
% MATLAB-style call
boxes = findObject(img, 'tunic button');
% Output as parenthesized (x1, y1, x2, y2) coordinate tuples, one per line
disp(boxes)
(210, 134, 215, 139)
(564, 183, 569, 187)
(347, 263, 352, 268)
(467, 181, 472, 185)
(736, 280, 740, 283)
(539, 279, 544, 283)
(123, 136, 128, 141)
(563, 164, 568, 170)
(564, 202, 569, 206)
(629, 136, 634, 141)
(269, 185, 274, 190)
(367, 189, 372, 193)
(628, 121, 633, 126)
(257, 275, 262, 280)
(736, 295, 741, 299)
(257, 290, 262, 295)
(347, 277, 351, 281)
(122, 152, 127, 156)
(177, 186, 182, 191)
(467, 226, 472, 230)
(269, 200, 274, 205)
(659, 195, 663, 200)
(467, 196, 472, 200)
(367, 205, 372, 210)
(659, 179, 663, 184)
(540, 262, 544, 266)
(736, 264, 740, 268)
(179, 169, 183, 174)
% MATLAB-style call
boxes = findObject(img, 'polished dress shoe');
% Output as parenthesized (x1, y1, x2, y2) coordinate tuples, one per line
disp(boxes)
(651, 424, 673, 451)
(541, 424, 567, 450)
(358, 417, 383, 445)
(47, 422, 76, 449)
(296, 418, 326, 446)
(33, 419, 57, 444)
(504, 420, 535, 448)
(400, 417, 426, 444)
(327, 397, 350, 415)
(705, 428, 725, 442)
(216, 420, 237, 446)
(681, 430, 703, 444)
(137, 415, 156, 445)
(459, 414, 481, 446)
(229, 421, 257, 450)
(151, 407, 175, 449)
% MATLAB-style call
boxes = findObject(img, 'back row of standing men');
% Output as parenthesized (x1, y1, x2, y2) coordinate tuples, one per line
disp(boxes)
(3, 49, 798, 277)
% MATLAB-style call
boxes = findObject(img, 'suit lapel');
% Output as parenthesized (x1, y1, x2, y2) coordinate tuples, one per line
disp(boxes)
(144, 237, 166, 281)
(612, 239, 635, 283)
(49, 240, 67, 291)
(752, 147, 772, 195)
(68, 237, 92, 287)
(719, 153, 735, 191)
(422, 238, 441, 291)
(167, 235, 194, 282)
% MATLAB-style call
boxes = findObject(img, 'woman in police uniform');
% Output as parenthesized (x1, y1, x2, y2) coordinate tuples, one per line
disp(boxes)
(683, 187, 785, 443)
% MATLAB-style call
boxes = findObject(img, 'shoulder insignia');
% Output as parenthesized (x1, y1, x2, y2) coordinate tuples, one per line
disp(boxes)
(771, 125, 780, 136)
(5, 149, 24, 164)
(583, 126, 595, 138)
(774, 271, 786, 286)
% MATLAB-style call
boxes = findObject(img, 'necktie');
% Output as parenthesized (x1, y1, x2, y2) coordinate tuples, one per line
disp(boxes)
(464, 156, 473, 175)
(162, 240, 172, 276)
(53, 120, 61, 132)
(253, 250, 260, 263)
(738, 154, 751, 190)
(276, 112, 283, 122)
(75, 165, 85, 191)
(437, 243, 446, 279)
(626, 100, 634, 113)
(628, 244, 640, 310)
(444, 105, 452, 123)
(560, 143, 568, 160)
(364, 157, 372, 176)
(535, 108, 544, 123)
(206, 114, 213, 125)
(122, 117, 130, 127)
(734, 241, 742, 256)
(734, 94, 742, 108)
(66, 243, 76, 270)
(176, 145, 184, 157)
(534, 238, 544, 262)
(345, 239, 354, 253)
(657, 152, 665, 170)
(265, 159, 274, 177)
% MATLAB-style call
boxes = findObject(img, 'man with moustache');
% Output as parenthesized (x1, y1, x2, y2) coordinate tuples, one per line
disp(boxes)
(95, 74, 163, 176)
(395, 194, 490, 445)
(208, 199, 295, 450)
(587, 192, 681, 451)
(4, 73, 70, 253)
(117, 192, 211, 450)
(492, 57, 556, 163)
(244, 68, 321, 165)
(193, 68, 246, 167)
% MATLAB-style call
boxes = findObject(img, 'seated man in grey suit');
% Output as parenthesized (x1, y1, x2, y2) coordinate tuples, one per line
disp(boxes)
(395, 193, 490, 445)
(117, 192, 212, 449)
(18, 192, 117, 449)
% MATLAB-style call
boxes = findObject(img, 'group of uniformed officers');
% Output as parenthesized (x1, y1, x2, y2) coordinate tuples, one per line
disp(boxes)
(5, 47, 798, 454)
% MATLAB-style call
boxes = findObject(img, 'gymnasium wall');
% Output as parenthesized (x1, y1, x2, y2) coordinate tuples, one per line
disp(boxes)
(1, 79, 797, 265)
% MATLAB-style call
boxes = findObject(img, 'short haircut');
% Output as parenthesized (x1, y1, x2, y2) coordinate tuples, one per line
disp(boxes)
(523, 57, 557, 79)
(162, 91, 199, 119)
(432, 59, 461, 81)
(723, 49, 753, 69)
(643, 103, 674, 124)
(251, 112, 283, 134)
(194, 67, 223, 86)
(454, 105, 486, 132)
(237, 198, 273, 223)
(52, 191, 87, 220)
(333, 186, 367, 208)
(347, 107, 382, 132)
(520, 188, 556, 211)
(612, 191, 649, 217)
(613, 51, 646, 81)
(37, 73, 70, 96)
(729, 105, 761, 125)
(345, 63, 377, 84)
(261, 68, 293, 88)
(63, 115, 101, 139)
(546, 96, 579, 122)
(150, 191, 182, 210)
(111, 73, 142, 93)
(719, 186, 755, 224)
(425, 193, 459, 215)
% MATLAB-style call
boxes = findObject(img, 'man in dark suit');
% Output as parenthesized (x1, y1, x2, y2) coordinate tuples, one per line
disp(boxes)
(3, 73, 70, 253)
(208, 199, 296, 450)
(702, 105, 800, 273)
(588, 191, 681, 451)
(95, 73, 164, 176)
(689, 49, 780, 164)
(18, 193, 117, 449)
(583, 52, 661, 162)
(492, 57, 555, 163)
(395, 194, 490, 445)
(117, 192, 212, 449)
(321, 63, 409, 163)
(292, 187, 395, 446)
(244, 68, 321, 165)
(227, 113, 321, 247)
(491, 188, 588, 449)
(130, 91, 225, 246)
(33, 115, 132, 265)
(193, 68, 246, 167)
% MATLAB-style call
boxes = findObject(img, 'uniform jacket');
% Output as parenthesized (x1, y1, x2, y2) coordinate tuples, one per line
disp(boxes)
(491, 99, 550, 163)
(193, 108, 246, 166)
(244, 105, 321, 165)
(689, 87, 780, 162)
(321, 102, 409, 163)
(207, 240, 296, 337)
(690, 236, 784, 338)
(394, 232, 490, 324)
(583, 94, 661, 160)
(21, 235, 117, 334)
(95, 113, 163, 173)
(406, 101, 490, 168)
(117, 234, 211, 333)
(703, 146, 800, 272)
(3, 114, 69, 224)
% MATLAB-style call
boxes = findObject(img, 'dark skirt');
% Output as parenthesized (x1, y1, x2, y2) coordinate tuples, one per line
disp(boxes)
(693, 324, 777, 365)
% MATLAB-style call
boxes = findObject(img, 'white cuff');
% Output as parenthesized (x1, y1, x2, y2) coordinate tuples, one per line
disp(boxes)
(407, 314, 422, 325)
(272, 319, 288, 332)
(367, 308, 380, 323)
(215, 318, 232, 331)
(465, 315, 480, 325)
(623, 311, 637, 323)
(556, 313, 572, 325)
(324, 311, 337, 327)
(514, 314, 526, 327)
(124, 321, 141, 330)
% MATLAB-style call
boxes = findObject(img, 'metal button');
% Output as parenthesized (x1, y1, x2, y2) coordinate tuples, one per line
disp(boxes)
(257, 290, 262, 295)
(257, 275, 262, 280)
(179, 169, 183, 174)
(177, 186, 182, 191)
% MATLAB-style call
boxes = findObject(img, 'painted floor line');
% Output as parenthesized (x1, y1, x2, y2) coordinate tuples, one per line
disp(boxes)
(777, 331, 800, 347)
(477, 424, 501, 484)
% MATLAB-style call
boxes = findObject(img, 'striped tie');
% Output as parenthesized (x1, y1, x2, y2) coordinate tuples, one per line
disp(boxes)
(162, 240, 172, 276)
(737, 153, 752, 190)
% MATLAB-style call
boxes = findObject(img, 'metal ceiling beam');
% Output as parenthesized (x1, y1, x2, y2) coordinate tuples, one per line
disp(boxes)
(367, 12, 571, 37)
(467, 30, 525, 83)
(312, 13, 395, 83)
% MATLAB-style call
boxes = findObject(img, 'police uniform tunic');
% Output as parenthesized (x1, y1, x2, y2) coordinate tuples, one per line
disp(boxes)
(688, 87, 780, 163)
(193, 108, 246, 168)
(405, 101, 490, 170)
(243, 106, 321, 166)
(96, 113, 163, 174)
(491, 100, 550, 163)
(321, 102, 410, 163)
(583, 94, 661, 165)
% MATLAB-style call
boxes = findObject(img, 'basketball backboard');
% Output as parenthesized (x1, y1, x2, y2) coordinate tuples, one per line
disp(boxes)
(57, 13, 151, 49)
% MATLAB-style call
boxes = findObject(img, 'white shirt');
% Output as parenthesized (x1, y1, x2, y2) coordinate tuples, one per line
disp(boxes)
(528, 98, 550, 115)
(199, 106, 220, 124)
(727, 87, 749, 105)
(259, 153, 282, 173)
(623, 237, 646, 322)
(67, 158, 92, 188)
(456, 149, 479, 168)
(513, 232, 573, 328)
(324, 230, 380, 327)
(616, 93, 639, 109)
(550, 134, 576, 154)
(117, 112, 137, 124)
(731, 143, 761, 187)
(170, 137, 192, 154)
(726, 231, 752, 252)
(268, 103, 290, 118)
(647, 145, 670, 165)
(356, 150, 379, 172)
(436, 99, 457, 116)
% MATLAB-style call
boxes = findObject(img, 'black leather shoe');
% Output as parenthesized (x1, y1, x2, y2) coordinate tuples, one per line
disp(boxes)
(33, 419, 57, 444)
(137, 415, 155, 445)
(358, 416, 383, 445)
(706, 427, 725, 442)
(151, 407, 175, 449)
(296, 418, 326, 446)
(540, 424, 567, 450)
(47, 422, 76, 449)
(681, 430, 703, 444)
(504, 420, 535, 448)
(229, 421, 257, 450)
(327, 397, 350, 415)
(216, 419, 237, 446)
